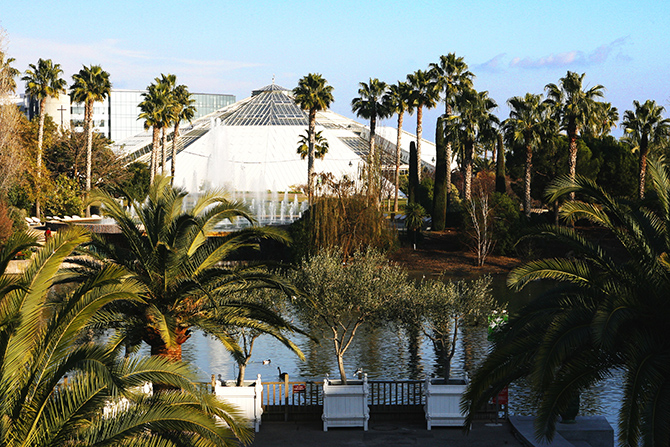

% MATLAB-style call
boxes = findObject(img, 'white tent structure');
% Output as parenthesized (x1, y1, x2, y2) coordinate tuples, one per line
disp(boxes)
(114, 83, 438, 199)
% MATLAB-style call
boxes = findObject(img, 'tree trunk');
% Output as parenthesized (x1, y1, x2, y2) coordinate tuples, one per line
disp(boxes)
(150, 126, 160, 183)
(639, 137, 648, 200)
(368, 115, 378, 202)
(172, 122, 181, 185)
(35, 98, 46, 219)
(336, 352, 347, 385)
(445, 104, 454, 213)
(393, 112, 404, 214)
(567, 121, 578, 201)
(85, 98, 94, 217)
(464, 140, 474, 201)
(495, 133, 506, 194)
(416, 105, 423, 182)
(409, 141, 418, 204)
(524, 142, 532, 218)
(161, 128, 167, 175)
(433, 117, 447, 230)
(236, 361, 248, 387)
(307, 109, 317, 205)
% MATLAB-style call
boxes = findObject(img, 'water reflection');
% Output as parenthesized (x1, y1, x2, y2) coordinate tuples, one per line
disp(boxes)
(181, 273, 621, 439)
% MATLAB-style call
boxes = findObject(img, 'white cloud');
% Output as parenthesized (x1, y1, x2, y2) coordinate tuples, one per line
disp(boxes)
(508, 37, 631, 70)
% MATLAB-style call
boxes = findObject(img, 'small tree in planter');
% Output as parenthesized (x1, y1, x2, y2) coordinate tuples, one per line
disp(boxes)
(400, 275, 502, 382)
(399, 275, 502, 428)
(222, 288, 305, 386)
(290, 248, 410, 384)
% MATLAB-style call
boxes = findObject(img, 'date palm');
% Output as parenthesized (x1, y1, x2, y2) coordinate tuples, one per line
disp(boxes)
(503, 93, 552, 217)
(383, 81, 412, 213)
(430, 53, 474, 226)
(139, 80, 170, 183)
(407, 69, 439, 184)
(449, 88, 498, 200)
(170, 83, 196, 184)
(293, 74, 334, 205)
(0, 228, 252, 447)
(22, 59, 67, 218)
(622, 99, 670, 199)
(463, 158, 670, 446)
(544, 71, 605, 200)
(85, 176, 302, 364)
(0, 52, 19, 94)
(351, 78, 390, 197)
(70, 65, 112, 217)
(297, 130, 329, 160)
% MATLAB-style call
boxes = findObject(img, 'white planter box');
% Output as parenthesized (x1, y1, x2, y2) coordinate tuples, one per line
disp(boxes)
(322, 374, 369, 431)
(214, 374, 263, 432)
(424, 377, 468, 429)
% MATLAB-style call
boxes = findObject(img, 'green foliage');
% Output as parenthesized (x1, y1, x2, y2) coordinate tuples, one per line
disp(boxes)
(399, 174, 433, 214)
(82, 176, 300, 364)
(0, 228, 253, 446)
(116, 161, 150, 202)
(43, 174, 83, 216)
(397, 276, 501, 380)
(490, 192, 523, 256)
(463, 159, 670, 445)
(291, 248, 410, 383)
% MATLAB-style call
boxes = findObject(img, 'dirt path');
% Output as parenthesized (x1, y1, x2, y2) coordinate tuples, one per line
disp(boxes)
(388, 229, 523, 277)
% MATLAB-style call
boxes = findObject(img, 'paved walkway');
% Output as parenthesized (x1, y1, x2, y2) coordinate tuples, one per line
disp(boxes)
(251, 420, 525, 446)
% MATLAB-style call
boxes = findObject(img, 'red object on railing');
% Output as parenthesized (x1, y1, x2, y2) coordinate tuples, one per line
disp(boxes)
(293, 384, 306, 393)
(495, 387, 508, 405)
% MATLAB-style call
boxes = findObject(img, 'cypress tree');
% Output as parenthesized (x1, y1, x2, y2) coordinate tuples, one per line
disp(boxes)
(432, 117, 447, 230)
(409, 141, 418, 204)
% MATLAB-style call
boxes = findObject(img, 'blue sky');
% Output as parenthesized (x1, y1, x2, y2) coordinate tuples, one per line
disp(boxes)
(2, 0, 669, 140)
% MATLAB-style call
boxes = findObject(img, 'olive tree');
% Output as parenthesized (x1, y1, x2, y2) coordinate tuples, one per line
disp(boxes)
(398, 275, 501, 381)
(291, 249, 410, 384)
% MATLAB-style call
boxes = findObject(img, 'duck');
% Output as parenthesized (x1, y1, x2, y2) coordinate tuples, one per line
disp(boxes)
(262, 359, 271, 365)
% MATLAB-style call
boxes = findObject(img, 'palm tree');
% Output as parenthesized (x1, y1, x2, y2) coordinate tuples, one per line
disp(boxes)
(430, 53, 474, 226)
(407, 70, 439, 185)
(297, 130, 329, 160)
(463, 159, 670, 445)
(382, 81, 412, 213)
(544, 71, 605, 200)
(449, 88, 498, 200)
(622, 99, 670, 199)
(0, 228, 252, 446)
(22, 59, 67, 218)
(170, 83, 196, 184)
(155, 74, 177, 175)
(293, 74, 334, 205)
(503, 93, 552, 217)
(85, 176, 303, 364)
(351, 78, 390, 197)
(70, 65, 112, 217)
(139, 80, 170, 183)
(0, 52, 19, 94)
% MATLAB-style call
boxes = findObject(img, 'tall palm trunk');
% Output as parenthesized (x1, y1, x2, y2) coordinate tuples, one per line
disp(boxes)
(567, 121, 578, 201)
(393, 112, 404, 213)
(495, 133, 506, 194)
(85, 98, 94, 217)
(639, 135, 649, 199)
(464, 139, 474, 201)
(368, 115, 379, 202)
(524, 142, 532, 218)
(161, 128, 167, 175)
(433, 117, 447, 230)
(307, 108, 317, 205)
(35, 98, 47, 218)
(171, 121, 181, 185)
(445, 104, 454, 212)
(416, 105, 423, 182)
(150, 126, 160, 183)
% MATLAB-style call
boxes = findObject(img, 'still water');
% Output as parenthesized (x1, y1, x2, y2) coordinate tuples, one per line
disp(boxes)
(181, 274, 622, 436)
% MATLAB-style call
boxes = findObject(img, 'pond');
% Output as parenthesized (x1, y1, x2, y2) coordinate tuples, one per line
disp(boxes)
(181, 273, 622, 438)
